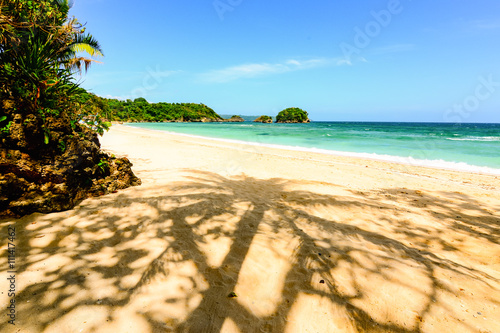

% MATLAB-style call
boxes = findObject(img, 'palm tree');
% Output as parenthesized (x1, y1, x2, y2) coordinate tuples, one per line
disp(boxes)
(0, 0, 103, 142)
(0, 0, 102, 105)
(51, 15, 104, 74)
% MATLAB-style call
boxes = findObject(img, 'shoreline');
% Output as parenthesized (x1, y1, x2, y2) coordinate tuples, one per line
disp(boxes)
(110, 124, 500, 193)
(123, 123, 500, 177)
(2, 123, 499, 332)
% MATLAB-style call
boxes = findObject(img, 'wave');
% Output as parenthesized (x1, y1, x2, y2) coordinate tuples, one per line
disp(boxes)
(289, 148, 500, 176)
(446, 136, 500, 142)
(126, 125, 500, 176)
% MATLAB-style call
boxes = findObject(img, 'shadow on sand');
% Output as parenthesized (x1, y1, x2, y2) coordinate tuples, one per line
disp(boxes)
(1, 170, 499, 332)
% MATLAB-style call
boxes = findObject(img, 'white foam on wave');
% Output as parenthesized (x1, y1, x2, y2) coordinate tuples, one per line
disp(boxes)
(125, 124, 500, 176)
(447, 136, 500, 142)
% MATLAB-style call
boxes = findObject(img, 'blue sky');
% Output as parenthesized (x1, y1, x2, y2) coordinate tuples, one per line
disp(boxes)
(70, 0, 500, 122)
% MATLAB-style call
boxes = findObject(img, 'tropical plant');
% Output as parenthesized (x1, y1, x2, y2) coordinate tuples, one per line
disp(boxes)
(0, 0, 104, 142)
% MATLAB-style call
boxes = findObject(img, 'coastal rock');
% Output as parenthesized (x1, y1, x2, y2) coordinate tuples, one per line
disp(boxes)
(195, 117, 224, 123)
(223, 115, 245, 122)
(275, 107, 310, 123)
(0, 101, 141, 218)
(254, 115, 273, 123)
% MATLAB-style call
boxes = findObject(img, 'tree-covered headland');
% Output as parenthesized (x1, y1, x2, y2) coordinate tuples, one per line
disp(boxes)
(0, 0, 140, 217)
(77, 92, 224, 123)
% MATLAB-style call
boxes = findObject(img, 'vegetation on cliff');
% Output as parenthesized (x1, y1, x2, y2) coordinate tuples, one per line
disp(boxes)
(0, 0, 140, 217)
(275, 108, 310, 123)
(254, 115, 273, 123)
(78, 93, 224, 122)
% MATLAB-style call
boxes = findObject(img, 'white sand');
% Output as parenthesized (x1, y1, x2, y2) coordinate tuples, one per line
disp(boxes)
(1, 124, 499, 332)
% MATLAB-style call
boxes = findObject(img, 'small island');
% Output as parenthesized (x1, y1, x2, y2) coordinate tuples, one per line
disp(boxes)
(275, 107, 310, 123)
(254, 115, 273, 123)
(224, 115, 245, 122)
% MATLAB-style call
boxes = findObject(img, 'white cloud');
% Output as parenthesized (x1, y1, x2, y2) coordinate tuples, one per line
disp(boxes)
(200, 57, 346, 83)
(286, 60, 301, 66)
(336, 58, 352, 66)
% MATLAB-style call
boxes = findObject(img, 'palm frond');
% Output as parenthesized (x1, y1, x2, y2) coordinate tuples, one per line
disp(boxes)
(69, 33, 103, 57)
(54, 0, 74, 11)
(70, 42, 103, 57)
(66, 57, 102, 73)
(55, 0, 75, 9)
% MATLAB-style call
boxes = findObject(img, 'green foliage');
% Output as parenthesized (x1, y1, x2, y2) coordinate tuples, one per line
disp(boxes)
(76, 91, 223, 123)
(1, 120, 12, 135)
(0, 115, 9, 135)
(43, 128, 50, 144)
(58, 139, 65, 153)
(275, 107, 309, 123)
(133, 97, 148, 103)
(0, 0, 104, 143)
(97, 158, 109, 173)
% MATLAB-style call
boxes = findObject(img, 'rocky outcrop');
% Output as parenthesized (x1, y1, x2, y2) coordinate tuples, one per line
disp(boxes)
(223, 115, 245, 122)
(254, 115, 273, 123)
(193, 117, 224, 123)
(0, 100, 141, 218)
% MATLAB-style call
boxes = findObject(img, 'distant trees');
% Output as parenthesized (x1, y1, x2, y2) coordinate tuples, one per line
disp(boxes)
(77, 91, 224, 122)
(72, 92, 312, 124)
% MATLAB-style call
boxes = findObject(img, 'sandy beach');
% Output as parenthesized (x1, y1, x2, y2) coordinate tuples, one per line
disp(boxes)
(1, 124, 499, 332)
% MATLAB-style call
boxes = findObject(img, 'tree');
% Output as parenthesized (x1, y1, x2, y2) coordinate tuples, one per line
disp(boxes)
(0, 0, 104, 139)
(0, 0, 141, 217)
(275, 107, 310, 123)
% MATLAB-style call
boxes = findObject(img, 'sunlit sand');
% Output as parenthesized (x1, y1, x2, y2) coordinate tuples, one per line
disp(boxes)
(2, 125, 499, 332)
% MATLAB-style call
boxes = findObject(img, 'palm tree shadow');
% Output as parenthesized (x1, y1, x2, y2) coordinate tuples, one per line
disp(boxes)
(2, 170, 498, 332)
(131, 170, 498, 332)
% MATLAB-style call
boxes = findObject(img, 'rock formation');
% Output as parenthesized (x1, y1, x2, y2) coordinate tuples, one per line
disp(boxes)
(0, 100, 141, 218)
(254, 115, 273, 123)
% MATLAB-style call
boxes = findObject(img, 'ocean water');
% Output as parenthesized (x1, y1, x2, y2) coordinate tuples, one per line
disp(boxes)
(128, 122, 500, 175)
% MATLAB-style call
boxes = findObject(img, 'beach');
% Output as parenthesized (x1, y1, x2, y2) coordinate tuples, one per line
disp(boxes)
(1, 124, 499, 332)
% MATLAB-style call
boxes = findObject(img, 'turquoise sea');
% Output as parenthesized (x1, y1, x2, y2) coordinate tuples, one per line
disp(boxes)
(129, 122, 500, 175)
